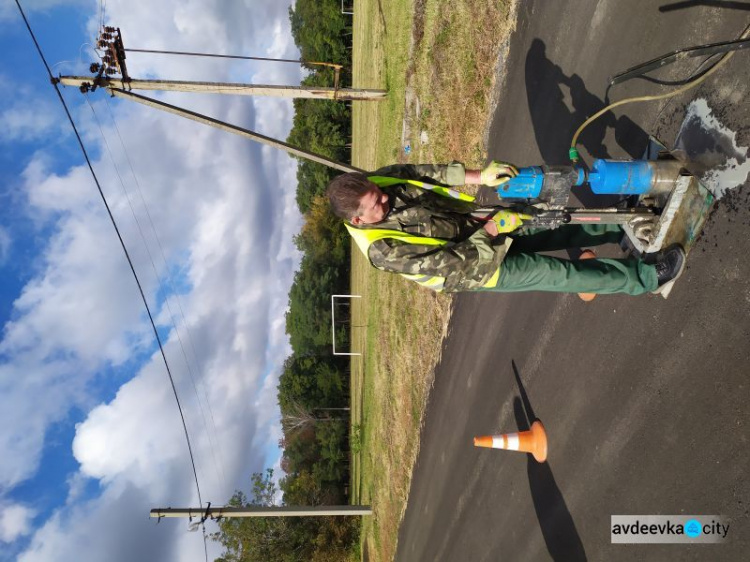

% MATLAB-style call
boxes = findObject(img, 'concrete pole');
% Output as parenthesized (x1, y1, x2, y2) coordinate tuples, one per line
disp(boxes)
(102, 88, 362, 174)
(58, 75, 386, 101)
(151, 505, 372, 518)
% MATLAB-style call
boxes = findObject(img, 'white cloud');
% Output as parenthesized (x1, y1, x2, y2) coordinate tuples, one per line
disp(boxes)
(0, 105, 60, 144)
(1, 90, 298, 489)
(0, 360, 81, 489)
(17, 483, 220, 562)
(2, 1, 307, 560)
(0, 227, 10, 264)
(95, 0, 300, 84)
(73, 364, 184, 486)
(0, 502, 36, 543)
(0, 78, 69, 146)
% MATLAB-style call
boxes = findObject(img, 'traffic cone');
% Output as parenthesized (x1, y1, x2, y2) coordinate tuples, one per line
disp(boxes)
(578, 250, 596, 302)
(473, 420, 548, 463)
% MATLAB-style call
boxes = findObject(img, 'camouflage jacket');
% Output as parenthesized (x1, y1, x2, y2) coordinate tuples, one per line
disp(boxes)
(357, 162, 510, 292)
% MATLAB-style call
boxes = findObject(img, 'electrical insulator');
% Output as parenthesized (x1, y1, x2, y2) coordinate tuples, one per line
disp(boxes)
(105, 26, 115, 33)
(105, 67, 116, 75)
(103, 55, 113, 64)
(89, 63, 101, 73)
(102, 33, 112, 40)
(98, 40, 107, 48)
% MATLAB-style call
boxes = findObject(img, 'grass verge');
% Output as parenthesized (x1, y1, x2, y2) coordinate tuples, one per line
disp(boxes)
(349, 1, 517, 560)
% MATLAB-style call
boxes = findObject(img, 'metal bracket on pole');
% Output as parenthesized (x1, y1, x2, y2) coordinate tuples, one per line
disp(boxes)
(334, 65, 341, 99)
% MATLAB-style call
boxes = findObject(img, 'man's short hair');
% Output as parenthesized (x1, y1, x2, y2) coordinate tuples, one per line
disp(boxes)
(326, 172, 373, 220)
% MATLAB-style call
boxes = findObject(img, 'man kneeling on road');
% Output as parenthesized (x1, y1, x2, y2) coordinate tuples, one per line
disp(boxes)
(326, 161, 685, 295)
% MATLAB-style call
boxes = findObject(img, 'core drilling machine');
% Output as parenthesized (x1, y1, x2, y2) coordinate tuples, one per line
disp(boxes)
(485, 144, 713, 264)
(472, 27, 749, 297)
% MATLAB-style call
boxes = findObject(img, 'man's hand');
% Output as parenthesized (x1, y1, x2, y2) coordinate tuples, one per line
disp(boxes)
(492, 209, 532, 233)
(480, 160, 519, 187)
(483, 220, 499, 237)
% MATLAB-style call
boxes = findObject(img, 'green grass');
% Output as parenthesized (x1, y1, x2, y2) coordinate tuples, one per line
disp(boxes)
(348, 1, 517, 560)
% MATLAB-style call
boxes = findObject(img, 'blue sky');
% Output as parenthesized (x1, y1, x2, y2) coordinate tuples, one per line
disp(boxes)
(0, 1, 303, 560)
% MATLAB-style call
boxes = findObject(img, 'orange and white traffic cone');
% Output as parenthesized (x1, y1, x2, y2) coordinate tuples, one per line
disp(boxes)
(473, 420, 548, 463)
(578, 249, 597, 302)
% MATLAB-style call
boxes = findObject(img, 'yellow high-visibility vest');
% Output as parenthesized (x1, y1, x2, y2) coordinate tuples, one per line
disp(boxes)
(345, 223, 448, 291)
(366, 175, 476, 202)
(344, 175, 500, 291)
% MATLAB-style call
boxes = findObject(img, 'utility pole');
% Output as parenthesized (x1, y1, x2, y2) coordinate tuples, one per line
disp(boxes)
(59, 75, 386, 101)
(151, 505, 372, 519)
(60, 25, 371, 174)
(83, 27, 372, 521)
(314, 407, 351, 412)
(61, 26, 384, 101)
(105, 87, 362, 174)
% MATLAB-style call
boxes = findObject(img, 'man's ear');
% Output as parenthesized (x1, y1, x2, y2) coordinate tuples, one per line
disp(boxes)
(350, 215, 363, 225)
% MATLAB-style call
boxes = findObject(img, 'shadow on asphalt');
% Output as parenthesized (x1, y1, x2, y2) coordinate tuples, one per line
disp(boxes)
(512, 360, 588, 562)
(524, 38, 649, 207)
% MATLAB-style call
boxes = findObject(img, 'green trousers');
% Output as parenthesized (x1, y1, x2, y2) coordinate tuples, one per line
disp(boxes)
(479, 224, 658, 295)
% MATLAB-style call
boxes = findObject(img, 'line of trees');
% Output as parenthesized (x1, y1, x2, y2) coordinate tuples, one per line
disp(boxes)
(213, 1, 358, 559)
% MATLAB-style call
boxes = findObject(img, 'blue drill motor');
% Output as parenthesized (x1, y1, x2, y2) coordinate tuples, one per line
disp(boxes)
(496, 159, 682, 205)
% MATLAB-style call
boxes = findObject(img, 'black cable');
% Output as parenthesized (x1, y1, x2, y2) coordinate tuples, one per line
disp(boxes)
(626, 53, 722, 87)
(14, 3, 209, 558)
(88, 93, 229, 494)
(124, 47, 345, 73)
(125, 47, 308, 64)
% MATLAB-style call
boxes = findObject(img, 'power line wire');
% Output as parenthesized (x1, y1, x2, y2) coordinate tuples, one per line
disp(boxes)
(13, 2, 209, 559)
(124, 47, 343, 69)
(124, 47, 312, 64)
(98, 0, 107, 30)
(106, 96, 229, 485)
(86, 92, 229, 494)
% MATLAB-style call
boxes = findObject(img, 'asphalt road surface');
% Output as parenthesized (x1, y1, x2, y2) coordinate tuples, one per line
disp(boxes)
(396, 2, 750, 561)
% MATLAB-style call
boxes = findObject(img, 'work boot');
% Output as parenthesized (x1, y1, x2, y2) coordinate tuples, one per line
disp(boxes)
(654, 245, 686, 288)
